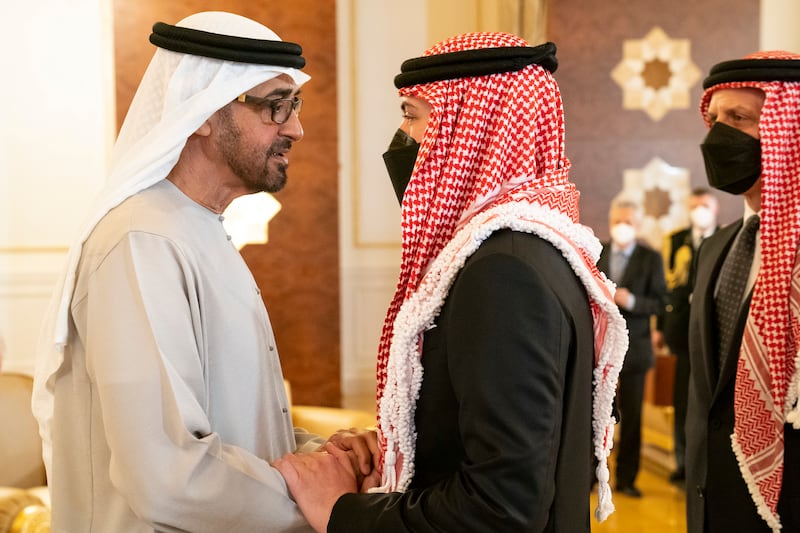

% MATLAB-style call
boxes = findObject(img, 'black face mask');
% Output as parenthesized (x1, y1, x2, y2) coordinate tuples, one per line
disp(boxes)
(382, 129, 420, 204)
(700, 121, 762, 195)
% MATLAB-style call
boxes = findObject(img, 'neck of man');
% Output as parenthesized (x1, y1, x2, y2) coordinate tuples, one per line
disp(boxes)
(166, 141, 246, 215)
(743, 178, 762, 213)
(744, 190, 761, 213)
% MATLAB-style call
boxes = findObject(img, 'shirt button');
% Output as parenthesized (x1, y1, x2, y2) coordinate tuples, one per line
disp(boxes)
(710, 419, 721, 430)
(696, 486, 705, 498)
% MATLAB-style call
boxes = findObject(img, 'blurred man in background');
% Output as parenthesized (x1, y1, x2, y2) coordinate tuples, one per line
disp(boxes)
(660, 188, 718, 486)
(599, 196, 667, 498)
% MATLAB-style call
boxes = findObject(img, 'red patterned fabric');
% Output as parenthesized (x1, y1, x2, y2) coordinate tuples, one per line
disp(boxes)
(700, 50, 800, 531)
(373, 32, 628, 522)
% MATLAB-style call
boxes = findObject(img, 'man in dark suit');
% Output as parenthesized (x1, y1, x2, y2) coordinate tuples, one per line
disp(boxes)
(686, 52, 800, 533)
(598, 196, 666, 498)
(274, 34, 630, 532)
(659, 188, 719, 486)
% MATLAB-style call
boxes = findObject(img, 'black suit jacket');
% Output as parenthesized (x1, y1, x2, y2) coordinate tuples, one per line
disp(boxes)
(598, 242, 666, 375)
(661, 227, 716, 357)
(686, 219, 800, 532)
(329, 230, 596, 532)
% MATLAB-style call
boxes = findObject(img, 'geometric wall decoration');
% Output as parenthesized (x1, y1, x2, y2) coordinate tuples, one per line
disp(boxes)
(620, 157, 692, 250)
(611, 27, 702, 121)
(222, 193, 282, 250)
(548, 0, 759, 238)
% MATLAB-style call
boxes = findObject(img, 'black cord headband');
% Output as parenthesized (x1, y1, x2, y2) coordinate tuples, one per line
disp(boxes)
(703, 58, 800, 88)
(149, 22, 306, 68)
(394, 42, 557, 89)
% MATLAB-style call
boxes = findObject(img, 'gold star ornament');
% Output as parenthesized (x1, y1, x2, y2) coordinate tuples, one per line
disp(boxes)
(611, 27, 701, 121)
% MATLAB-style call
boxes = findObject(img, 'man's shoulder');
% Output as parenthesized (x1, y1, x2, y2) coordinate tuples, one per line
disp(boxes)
(702, 219, 742, 246)
(86, 181, 212, 255)
(694, 220, 742, 271)
(633, 240, 661, 259)
(467, 229, 584, 284)
(470, 228, 540, 252)
(667, 226, 692, 240)
(665, 227, 691, 247)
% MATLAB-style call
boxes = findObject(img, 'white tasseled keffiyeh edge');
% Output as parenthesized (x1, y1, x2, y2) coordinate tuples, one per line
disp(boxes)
(371, 199, 628, 522)
(30, 11, 310, 481)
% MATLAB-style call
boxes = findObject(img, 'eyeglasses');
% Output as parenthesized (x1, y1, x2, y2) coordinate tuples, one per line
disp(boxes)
(235, 94, 303, 125)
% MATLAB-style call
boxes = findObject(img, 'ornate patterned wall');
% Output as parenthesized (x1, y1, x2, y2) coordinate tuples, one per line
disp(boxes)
(113, 0, 340, 406)
(547, 0, 759, 247)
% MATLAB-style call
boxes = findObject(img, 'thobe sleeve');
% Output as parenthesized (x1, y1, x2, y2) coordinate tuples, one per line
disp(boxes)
(328, 253, 576, 531)
(79, 232, 311, 532)
(294, 428, 324, 453)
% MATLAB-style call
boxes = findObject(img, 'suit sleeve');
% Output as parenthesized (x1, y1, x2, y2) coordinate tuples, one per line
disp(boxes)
(328, 253, 575, 532)
(629, 250, 667, 318)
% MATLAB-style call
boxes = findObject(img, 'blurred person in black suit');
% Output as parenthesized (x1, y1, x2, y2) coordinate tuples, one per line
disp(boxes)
(599, 196, 667, 498)
(659, 188, 719, 486)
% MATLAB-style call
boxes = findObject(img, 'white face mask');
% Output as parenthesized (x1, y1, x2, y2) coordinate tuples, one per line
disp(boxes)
(610, 223, 636, 247)
(689, 205, 715, 231)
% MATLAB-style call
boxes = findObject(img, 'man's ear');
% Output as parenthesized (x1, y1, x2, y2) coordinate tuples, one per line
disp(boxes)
(194, 119, 212, 137)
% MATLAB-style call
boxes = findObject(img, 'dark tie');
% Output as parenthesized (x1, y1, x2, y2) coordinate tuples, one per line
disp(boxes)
(714, 215, 760, 370)
(610, 251, 626, 283)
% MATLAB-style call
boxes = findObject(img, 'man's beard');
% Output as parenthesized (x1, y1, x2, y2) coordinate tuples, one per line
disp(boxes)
(217, 107, 290, 193)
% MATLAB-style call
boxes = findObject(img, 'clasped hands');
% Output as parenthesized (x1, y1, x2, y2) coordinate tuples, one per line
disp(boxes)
(274, 428, 381, 532)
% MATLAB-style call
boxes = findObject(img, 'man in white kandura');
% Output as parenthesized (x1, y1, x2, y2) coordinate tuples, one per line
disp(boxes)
(32, 11, 324, 532)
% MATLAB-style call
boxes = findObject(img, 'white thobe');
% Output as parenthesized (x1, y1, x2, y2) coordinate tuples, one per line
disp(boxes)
(49, 179, 318, 532)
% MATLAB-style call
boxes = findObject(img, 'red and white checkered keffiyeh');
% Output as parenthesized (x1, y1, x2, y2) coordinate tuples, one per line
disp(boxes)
(700, 51, 800, 531)
(372, 32, 628, 521)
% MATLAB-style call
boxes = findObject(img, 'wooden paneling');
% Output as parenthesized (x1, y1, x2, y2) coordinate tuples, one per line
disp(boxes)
(113, 0, 340, 406)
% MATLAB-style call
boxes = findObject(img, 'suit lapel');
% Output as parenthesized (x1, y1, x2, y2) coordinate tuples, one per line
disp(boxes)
(694, 221, 742, 397)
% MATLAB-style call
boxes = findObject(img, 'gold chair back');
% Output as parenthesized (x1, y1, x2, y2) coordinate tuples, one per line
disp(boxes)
(0, 374, 46, 488)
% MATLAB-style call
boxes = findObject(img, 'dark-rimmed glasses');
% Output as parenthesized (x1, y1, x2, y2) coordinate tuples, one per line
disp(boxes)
(235, 94, 303, 125)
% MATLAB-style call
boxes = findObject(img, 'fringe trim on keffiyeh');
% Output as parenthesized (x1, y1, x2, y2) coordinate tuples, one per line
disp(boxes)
(731, 434, 782, 532)
(370, 200, 628, 522)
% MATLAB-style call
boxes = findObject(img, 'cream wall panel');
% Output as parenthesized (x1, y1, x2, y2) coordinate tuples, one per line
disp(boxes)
(0, 0, 113, 248)
(340, 265, 399, 410)
(0, 0, 114, 372)
(344, 0, 426, 248)
(427, 0, 547, 47)
(0, 259, 63, 374)
(427, 0, 479, 45)
(760, 0, 800, 52)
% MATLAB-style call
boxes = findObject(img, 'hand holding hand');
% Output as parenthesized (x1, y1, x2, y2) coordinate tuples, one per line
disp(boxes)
(324, 428, 381, 490)
(274, 443, 358, 533)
